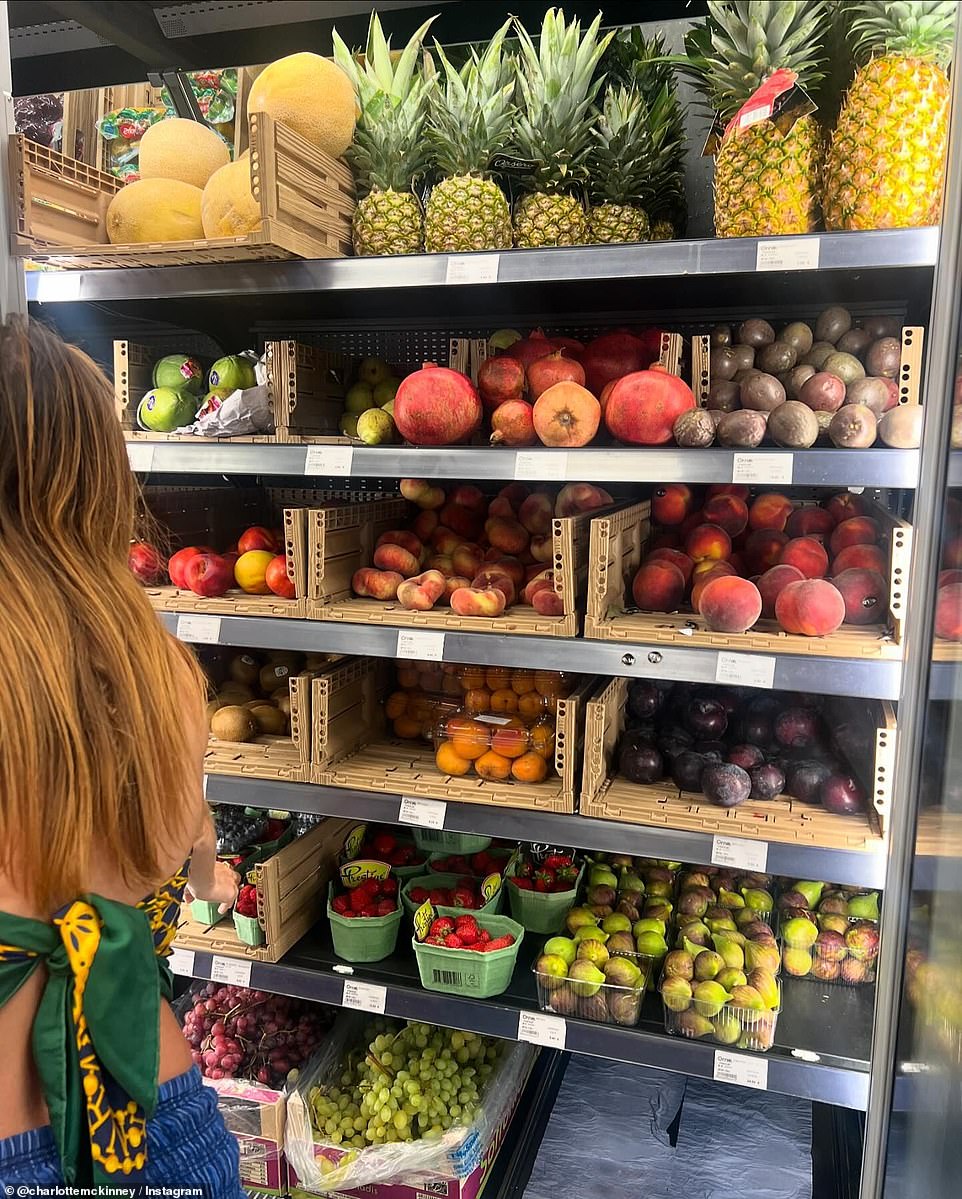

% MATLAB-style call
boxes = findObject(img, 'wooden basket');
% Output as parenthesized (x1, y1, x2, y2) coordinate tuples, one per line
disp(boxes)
(172, 817, 354, 963)
(584, 497, 911, 659)
(11, 112, 354, 268)
(310, 658, 595, 814)
(580, 677, 892, 849)
(306, 495, 621, 639)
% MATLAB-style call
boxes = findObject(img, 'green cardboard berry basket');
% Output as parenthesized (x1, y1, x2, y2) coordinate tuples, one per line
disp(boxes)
(413, 909, 524, 999)
(190, 849, 260, 926)
(505, 860, 585, 935)
(233, 910, 265, 947)
(411, 828, 492, 855)
(401, 872, 503, 922)
(427, 848, 512, 876)
(252, 822, 295, 859)
(328, 883, 403, 963)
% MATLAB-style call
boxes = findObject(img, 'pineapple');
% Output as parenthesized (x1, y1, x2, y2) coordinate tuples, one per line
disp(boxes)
(332, 14, 435, 256)
(822, 1, 954, 231)
(511, 9, 614, 248)
(587, 87, 652, 244)
(424, 21, 515, 253)
(684, 1, 830, 238)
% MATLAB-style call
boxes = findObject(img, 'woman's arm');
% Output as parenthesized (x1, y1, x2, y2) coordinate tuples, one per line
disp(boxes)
(186, 808, 239, 913)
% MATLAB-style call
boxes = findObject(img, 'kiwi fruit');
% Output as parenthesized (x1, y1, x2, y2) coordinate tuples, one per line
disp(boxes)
(229, 653, 260, 686)
(206, 698, 225, 723)
(266, 650, 303, 670)
(767, 401, 819, 449)
(865, 337, 901, 378)
(879, 405, 922, 448)
(707, 380, 740, 412)
(710, 324, 732, 347)
(781, 321, 814, 354)
(822, 352, 866, 385)
(717, 410, 767, 448)
(218, 682, 254, 704)
(784, 364, 816, 399)
(800, 341, 836, 370)
(673, 409, 716, 448)
(248, 703, 288, 735)
(815, 306, 852, 343)
(711, 347, 740, 382)
(756, 341, 797, 374)
(210, 705, 257, 743)
(740, 372, 786, 413)
(730, 344, 755, 372)
(275, 694, 293, 720)
(260, 663, 292, 694)
(829, 404, 877, 449)
(836, 328, 872, 358)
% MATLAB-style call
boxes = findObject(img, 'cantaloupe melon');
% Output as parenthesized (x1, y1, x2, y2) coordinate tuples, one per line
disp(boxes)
(247, 52, 355, 157)
(138, 117, 230, 189)
(106, 178, 204, 244)
(201, 155, 261, 238)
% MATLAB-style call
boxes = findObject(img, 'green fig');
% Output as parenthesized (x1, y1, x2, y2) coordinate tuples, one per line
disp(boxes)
(716, 967, 747, 991)
(606, 931, 636, 956)
(568, 959, 606, 997)
(573, 924, 608, 944)
(693, 980, 731, 1018)
(707, 916, 738, 934)
(693, 950, 725, 981)
(661, 976, 693, 1012)
(588, 866, 618, 888)
(742, 888, 774, 913)
(663, 950, 694, 980)
(718, 888, 746, 910)
(680, 922, 712, 948)
(793, 880, 826, 908)
(564, 907, 597, 934)
(735, 906, 762, 928)
(730, 984, 765, 1011)
(782, 947, 813, 977)
(634, 931, 669, 958)
(846, 892, 880, 921)
(543, 936, 577, 966)
(619, 869, 646, 893)
(744, 941, 780, 973)
(747, 968, 780, 1010)
(632, 917, 667, 938)
(683, 937, 709, 958)
(713, 1010, 742, 1045)
(604, 957, 642, 988)
(535, 954, 569, 990)
(712, 936, 745, 971)
(677, 1009, 714, 1038)
(781, 916, 819, 949)
(601, 913, 633, 934)
(576, 938, 610, 966)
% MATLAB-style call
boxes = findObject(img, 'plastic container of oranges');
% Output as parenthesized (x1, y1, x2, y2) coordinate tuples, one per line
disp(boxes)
(433, 708, 557, 786)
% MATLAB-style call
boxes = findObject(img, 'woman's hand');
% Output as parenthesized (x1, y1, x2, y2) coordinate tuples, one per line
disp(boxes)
(186, 860, 240, 915)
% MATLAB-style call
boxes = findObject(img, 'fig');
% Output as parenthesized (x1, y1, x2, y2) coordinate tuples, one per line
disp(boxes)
(782, 915, 819, 949)
(865, 336, 901, 378)
(822, 351, 866, 384)
(607, 989, 643, 1026)
(815, 306, 852, 343)
(717, 409, 767, 448)
(840, 957, 869, 984)
(750, 762, 785, 800)
(820, 772, 866, 815)
(712, 1010, 742, 1044)
(879, 405, 922, 448)
(747, 967, 780, 1009)
(674, 408, 716, 447)
(676, 1009, 714, 1038)
(815, 929, 847, 963)
(692, 979, 731, 1017)
(701, 763, 751, 808)
(784, 363, 816, 399)
(711, 346, 740, 381)
(756, 341, 797, 374)
(830, 404, 877, 448)
(781, 321, 814, 354)
(740, 371, 786, 412)
(767, 400, 819, 448)
(707, 380, 740, 411)
(663, 950, 695, 980)
(786, 759, 834, 805)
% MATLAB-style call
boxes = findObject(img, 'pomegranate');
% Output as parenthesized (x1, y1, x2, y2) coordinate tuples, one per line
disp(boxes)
(478, 355, 525, 414)
(552, 335, 585, 355)
(599, 379, 616, 413)
(532, 381, 601, 447)
(393, 363, 482, 446)
(580, 331, 650, 396)
(527, 350, 586, 400)
(634, 327, 666, 364)
(490, 400, 536, 446)
(604, 365, 697, 446)
(503, 328, 562, 372)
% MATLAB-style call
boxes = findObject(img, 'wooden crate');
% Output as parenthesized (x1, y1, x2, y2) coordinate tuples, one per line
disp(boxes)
(584, 497, 910, 658)
(11, 112, 354, 267)
(310, 658, 595, 814)
(306, 495, 622, 639)
(691, 326, 924, 406)
(265, 340, 349, 443)
(173, 817, 353, 963)
(580, 677, 892, 850)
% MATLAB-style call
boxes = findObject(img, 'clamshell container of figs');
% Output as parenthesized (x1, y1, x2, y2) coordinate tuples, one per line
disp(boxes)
(779, 909, 879, 987)
(660, 968, 782, 1052)
(534, 949, 654, 1027)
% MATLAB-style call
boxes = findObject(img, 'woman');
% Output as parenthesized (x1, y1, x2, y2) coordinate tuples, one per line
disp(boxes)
(0, 317, 244, 1193)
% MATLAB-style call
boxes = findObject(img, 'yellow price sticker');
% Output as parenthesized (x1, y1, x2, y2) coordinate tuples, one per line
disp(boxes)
(339, 859, 391, 889)
(413, 900, 436, 942)
(343, 824, 367, 861)
(481, 872, 502, 903)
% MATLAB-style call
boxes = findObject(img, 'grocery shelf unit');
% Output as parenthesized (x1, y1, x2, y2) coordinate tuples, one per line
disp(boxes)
(11, 10, 962, 1198)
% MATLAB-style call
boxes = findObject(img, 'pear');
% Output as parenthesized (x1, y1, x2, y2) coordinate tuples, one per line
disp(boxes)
(356, 407, 395, 446)
(345, 382, 375, 414)
(543, 936, 576, 966)
(568, 960, 605, 997)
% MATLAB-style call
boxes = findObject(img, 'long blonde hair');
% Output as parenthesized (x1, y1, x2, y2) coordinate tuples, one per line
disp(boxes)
(0, 317, 204, 910)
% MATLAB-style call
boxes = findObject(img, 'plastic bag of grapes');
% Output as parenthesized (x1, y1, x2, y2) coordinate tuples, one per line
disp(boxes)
(285, 1011, 534, 1192)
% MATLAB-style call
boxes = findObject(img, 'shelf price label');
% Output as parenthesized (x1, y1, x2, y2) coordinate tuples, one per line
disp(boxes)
(167, 948, 195, 977)
(514, 450, 569, 480)
(711, 835, 768, 873)
(445, 254, 500, 284)
(714, 1050, 768, 1090)
(342, 980, 387, 1014)
(127, 443, 156, 472)
(755, 237, 819, 272)
(398, 796, 447, 829)
(210, 956, 252, 987)
(396, 630, 445, 661)
(517, 1011, 567, 1050)
(715, 652, 776, 690)
(304, 445, 354, 476)
(732, 453, 794, 485)
(176, 615, 222, 644)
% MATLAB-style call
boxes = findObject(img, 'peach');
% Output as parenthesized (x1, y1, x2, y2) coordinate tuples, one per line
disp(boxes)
(490, 556, 525, 589)
(373, 543, 420, 578)
(935, 583, 962, 641)
(431, 528, 462, 556)
(833, 568, 888, 625)
(440, 502, 485, 541)
(786, 507, 835, 541)
(532, 588, 565, 616)
(647, 547, 695, 584)
(435, 742, 473, 777)
(352, 567, 403, 600)
(487, 495, 516, 519)
(426, 554, 455, 576)
(650, 531, 682, 551)
(832, 543, 887, 576)
(396, 569, 446, 611)
(412, 509, 439, 542)
(707, 484, 750, 502)
(652, 483, 696, 527)
(631, 560, 686, 612)
(685, 523, 732, 563)
(525, 562, 547, 582)
(555, 482, 613, 517)
(471, 569, 516, 606)
(450, 484, 486, 512)
(394, 715, 424, 739)
(486, 667, 512, 691)
(780, 537, 829, 579)
(485, 516, 530, 556)
(530, 720, 555, 758)
(449, 587, 507, 617)
(400, 478, 445, 509)
(775, 579, 846, 636)
(510, 668, 536, 694)
(757, 564, 805, 618)
(824, 492, 865, 524)
(728, 552, 747, 576)
(534, 671, 565, 699)
(452, 543, 484, 578)
(518, 691, 546, 721)
(532, 381, 601, 447)
(691, 562, 736, 610)
(519, 492, 555, 535)
(490, 688, 519, 713)
(376, 529, 424, 559)
(745, 529, 789, 573)
(497, 482, 530, 506)
(697, 575, 762, 632)
(829, 517, 881, 555)
(939, 569, 962, 589)
(748, 493, 795, 532)
(531, 534, 554, 562)
(679, 509, 706, 541)
(512, 751, 549, 783)
(475, 749, 512, 781)
(702, 494, 749, 537)
(522, 570, 554, 605)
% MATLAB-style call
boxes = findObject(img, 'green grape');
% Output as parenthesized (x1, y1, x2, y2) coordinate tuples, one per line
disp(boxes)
(393, 1111, 409, 1131)
(351, 1135, 365, 1149)
(450, 1104, 462, 1119)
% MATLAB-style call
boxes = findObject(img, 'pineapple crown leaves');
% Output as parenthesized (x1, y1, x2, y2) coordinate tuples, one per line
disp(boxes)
(601, 27, 677, 97)
(512, 8, 616, 192)
(588, 84, 680, 207)
(846, 1, 956, 67)
(427, 20, 516, 177)
(682, 1, 830, 120)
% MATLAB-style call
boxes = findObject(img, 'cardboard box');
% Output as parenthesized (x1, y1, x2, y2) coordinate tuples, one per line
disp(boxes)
(204, 1077, 290, 1196)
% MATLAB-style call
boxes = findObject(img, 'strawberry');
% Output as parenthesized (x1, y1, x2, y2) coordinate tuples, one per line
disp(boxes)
(332, 894, 351, 915)
(409, 887, 429, 904)
(349, 889, 370, 912)
(443, 933, 463, 949)
(470, 851, 492, 874)
(429, 917, 455, 938)
(479, 929, 492, 943)
(486, 934, 515, 951)
(372, 832, 397, 857)
(544, 853, 572, 871)
(381, 878, 398, 895)
(452, 886, 476, 909)
(511, 878, 533, 890)
(360, 905, 378, 918)
(429, 888, 450, 906)
(516, 859, 533, 878)
(376, 899, 396, 916)
(425, 935, 445, 945)
(556, 865, 579, 886)
(342, 910, 357, 918)
(455, 917, 480, 944)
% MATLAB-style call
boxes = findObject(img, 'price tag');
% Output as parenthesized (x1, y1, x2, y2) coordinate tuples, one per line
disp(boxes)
(398, 796, 447, 829)
(304, 445, 353, 476)
(756, 237, 819, 272)
(396, 630, 445, 661)
(715, 653, 776, 690)
(342, 979, 387, 1014)
(476, 714, 512, 725)
(211, 956, 252, 987)
(514, 450, 569, 480)
(732, 452, 794, 485)
(714, 1050, 769, 1090)
(167, 948, 195, 977)
(517, 1011, 567, 1050)
(445, 254, 500, 284)
(126, 443, 156, 472)
(738, 104, 773, 129)
(712, 835, 769, 873)
(176, 615, 222, 643)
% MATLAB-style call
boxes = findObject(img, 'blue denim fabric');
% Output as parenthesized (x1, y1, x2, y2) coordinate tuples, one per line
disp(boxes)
(0, 1067, 246, 1196)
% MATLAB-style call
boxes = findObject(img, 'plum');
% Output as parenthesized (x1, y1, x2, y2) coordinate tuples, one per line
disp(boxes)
(820, 773, 866, 816)
(694, 740, 727, 761)
(728, 743, 766, 771)
(686, 698, 728, 739)
(750, 763, 785, 801)
(671, 750, 708, 792)
(628, 679, 665, 721)
(701, 763, 751, 809)
(619, 743, 664, 785)
(774, 707, 819, 749)
(786, 760, 834, 805)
